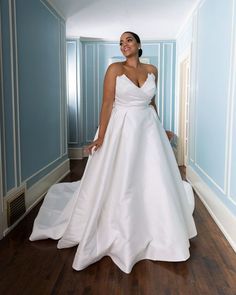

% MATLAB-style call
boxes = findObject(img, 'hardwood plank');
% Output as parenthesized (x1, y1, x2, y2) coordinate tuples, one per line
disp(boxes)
(0, 161, 236, 295)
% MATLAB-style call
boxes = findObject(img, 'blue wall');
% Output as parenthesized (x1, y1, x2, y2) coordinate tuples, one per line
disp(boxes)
(177, 0, 236, 216)
(1, 0, 16, 192)
(0, 0, 67, 195)
(231, 78, 236, 204)
(194, 0, 232, 189)
(67, 39, 176, 148)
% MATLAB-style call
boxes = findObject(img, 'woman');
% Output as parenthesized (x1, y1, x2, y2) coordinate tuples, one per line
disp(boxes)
(86, 32, 159, 154)
(30, 31, 197, 274)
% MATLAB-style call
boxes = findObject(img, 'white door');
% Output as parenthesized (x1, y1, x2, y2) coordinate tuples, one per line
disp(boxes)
(184, 59, 190, 165)
(178, 54, 191, 166)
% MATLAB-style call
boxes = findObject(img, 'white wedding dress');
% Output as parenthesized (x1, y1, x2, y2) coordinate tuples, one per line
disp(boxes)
(30, 72, 197, 274)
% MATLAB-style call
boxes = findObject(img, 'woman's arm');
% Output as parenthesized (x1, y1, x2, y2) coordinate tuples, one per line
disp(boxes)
(85, 64, 117, 155)
(97, 65, 117, 139)
(149, 97, 158, 113)
(149, 66, 159, 118)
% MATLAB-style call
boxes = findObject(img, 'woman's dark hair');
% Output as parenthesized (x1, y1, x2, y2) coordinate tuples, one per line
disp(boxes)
(123, 31, 143, 57)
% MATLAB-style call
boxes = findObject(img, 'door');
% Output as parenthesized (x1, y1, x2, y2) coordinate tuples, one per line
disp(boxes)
(178, 54, 191, 166)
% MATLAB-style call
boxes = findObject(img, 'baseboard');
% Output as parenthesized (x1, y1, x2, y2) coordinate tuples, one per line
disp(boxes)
(186, 165, 236, 253)
(25, 158, 70, 208)
(68, 147, 89, 159)
(3, 159, 70, 237)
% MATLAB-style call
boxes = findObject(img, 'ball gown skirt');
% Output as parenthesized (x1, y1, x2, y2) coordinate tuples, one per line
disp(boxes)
(29, 72, 197, 274)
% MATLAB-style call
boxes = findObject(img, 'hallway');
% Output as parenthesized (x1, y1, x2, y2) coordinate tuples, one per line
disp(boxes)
(0, 161, 235, 295)
(1, 0, 236, 293)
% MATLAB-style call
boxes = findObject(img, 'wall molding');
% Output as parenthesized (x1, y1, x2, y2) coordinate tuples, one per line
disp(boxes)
(38, 0, 65, 155)
(186, 165, 236, 253)
(97, 44, 102, 135)
(8, 0, 18, 190)
(12, 0, 67, 184)
(194, 163, 226, 194)
(169, 43, 173, 130)
(25, 159, 69, 208)
(160, 42, 175, 130)
(0, 0, 68, 238)
(156, 43, 161, 118)
(189, 0, 236, 197)
(0, 2, 4, 239)
(92, 44, 96, 141)
(226, 0, 236, 205)
(191, 6, 199, 169)
(68, 147, 89, 159)
(23, 155, 67, 184)
(3, 158, 70, 237)
(161, 43, 165, 125)
(12, 0, 21, 187)
(0, 24, 6, 195)
(84, 42, 97, 143)
(163, 43, 174, 130)
(60, 21, 68, 156)
(188, 9, 199, 165)
(41, 0, 65, 21)
(59, 18, 63, 155)
(78, 40, 83, 146)
(176, 0, 204, 39)
(193, 0, 236, 196)
(67, 40, 79, 145)
(78, 37, 177, 43)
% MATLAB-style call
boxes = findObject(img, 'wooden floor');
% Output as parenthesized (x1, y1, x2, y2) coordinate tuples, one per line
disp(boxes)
(0, 160, 236, 295)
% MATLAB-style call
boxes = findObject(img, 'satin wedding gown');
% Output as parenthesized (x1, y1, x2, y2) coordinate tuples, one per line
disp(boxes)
(30, 72, 197, 274)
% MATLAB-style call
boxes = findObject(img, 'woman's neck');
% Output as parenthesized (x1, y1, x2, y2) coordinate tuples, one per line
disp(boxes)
(124, 56, 141, 69)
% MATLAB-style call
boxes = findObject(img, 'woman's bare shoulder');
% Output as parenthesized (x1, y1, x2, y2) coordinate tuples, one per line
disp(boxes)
(143, 63, 158, 75)
(106, 62, 124, 76)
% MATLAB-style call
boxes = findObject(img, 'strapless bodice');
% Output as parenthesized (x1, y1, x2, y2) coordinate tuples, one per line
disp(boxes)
(113, 73, 157, 109)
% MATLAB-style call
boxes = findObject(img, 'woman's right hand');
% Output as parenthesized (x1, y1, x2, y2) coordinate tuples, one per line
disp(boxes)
(84, 136, 104, 155)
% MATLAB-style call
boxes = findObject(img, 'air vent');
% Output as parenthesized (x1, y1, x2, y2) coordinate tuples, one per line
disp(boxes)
(7, 189, 26, 226)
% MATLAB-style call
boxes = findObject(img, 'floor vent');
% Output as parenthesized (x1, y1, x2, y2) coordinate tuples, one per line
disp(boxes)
(7, 189, 26, 227)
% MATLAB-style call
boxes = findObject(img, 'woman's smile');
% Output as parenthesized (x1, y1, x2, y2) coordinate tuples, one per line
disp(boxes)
(123, 46, 131, 52)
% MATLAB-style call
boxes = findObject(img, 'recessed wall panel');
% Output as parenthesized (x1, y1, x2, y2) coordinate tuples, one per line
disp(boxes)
(195, 0, 233, 189)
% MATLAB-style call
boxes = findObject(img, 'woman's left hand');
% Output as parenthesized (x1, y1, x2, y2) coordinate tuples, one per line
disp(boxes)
(84, 136, 104, 155)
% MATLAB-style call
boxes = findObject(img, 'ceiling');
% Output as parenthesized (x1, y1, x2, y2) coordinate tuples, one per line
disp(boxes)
(48, 0, 200, 40)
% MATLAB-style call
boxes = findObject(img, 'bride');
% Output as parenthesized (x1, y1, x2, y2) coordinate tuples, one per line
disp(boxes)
(30, 31, 197, 274)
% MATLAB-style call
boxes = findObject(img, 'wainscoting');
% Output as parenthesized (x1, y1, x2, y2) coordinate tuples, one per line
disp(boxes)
(0, 0, 68, 237)
(176, 0, 236, 253)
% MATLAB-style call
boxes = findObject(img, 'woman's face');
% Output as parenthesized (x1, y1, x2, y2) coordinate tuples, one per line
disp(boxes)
(119, 33, 140, 58)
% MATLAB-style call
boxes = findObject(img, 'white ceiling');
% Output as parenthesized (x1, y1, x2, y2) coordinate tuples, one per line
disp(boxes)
(48, 0, 200, 40)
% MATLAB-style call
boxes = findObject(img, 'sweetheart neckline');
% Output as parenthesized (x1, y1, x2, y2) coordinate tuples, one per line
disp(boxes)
(117, 72, 155, 89)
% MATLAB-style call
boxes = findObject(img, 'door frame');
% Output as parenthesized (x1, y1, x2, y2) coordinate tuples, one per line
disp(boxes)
(0, 5, 4, 239)
(177, 47, 191, 166)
